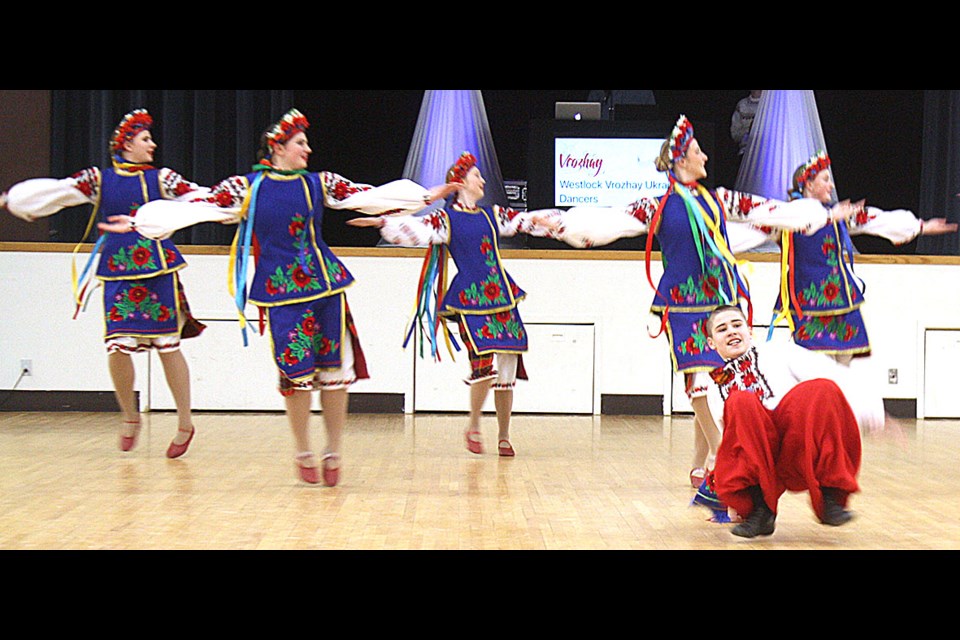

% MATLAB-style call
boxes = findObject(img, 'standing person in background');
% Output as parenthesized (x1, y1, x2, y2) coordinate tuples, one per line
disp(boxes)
(730, 90, 762, 156)
(1, 109, 207, 458)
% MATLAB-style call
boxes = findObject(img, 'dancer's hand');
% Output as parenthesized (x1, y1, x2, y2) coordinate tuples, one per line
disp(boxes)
(346, 216, 385, 228)
(97, 214, 135, 234)
(830, 199, 863, 222)
(425, 182, 460, 204)
(919, 217, 958, 235)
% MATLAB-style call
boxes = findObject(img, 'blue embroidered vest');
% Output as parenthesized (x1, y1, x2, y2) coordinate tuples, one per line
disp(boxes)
(652, 190, 740, 313)
(439, 203, 525, 316)
(245, 171, 354, 306)
(776, 214, 863, 315)
(96, 168, 186, 280)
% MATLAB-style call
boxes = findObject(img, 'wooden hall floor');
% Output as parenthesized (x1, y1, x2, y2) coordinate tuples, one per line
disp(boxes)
(1, 410, 957, 551)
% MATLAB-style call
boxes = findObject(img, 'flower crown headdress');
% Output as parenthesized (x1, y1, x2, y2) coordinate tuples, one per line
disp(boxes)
(110, 109, 153, 153)
(669, 115, 695, 162)
(796, 151, 831, 192)
(446, 151, 477, 184)
(266, 108, 310, 147)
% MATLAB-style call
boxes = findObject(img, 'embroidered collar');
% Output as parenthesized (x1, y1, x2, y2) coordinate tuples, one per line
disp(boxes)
(451, 198, 481, 213)
(112, 158, 155, 173)
(709, 346, 774, 403)
(252, 161, 308, 176)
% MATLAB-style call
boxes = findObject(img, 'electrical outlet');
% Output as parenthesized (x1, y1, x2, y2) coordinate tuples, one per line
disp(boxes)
(20, 359, 32, 376)
(888, 368, 898, 384)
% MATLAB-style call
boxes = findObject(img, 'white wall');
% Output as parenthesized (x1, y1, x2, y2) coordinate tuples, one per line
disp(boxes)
(3, 247, 959, 416)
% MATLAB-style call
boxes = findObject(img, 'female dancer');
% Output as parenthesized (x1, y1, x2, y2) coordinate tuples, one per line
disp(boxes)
(536, 116, 853, 488)
(1, 109, 207, 457)
(732, 151, 957, 361)
(125, 108, 453, 485)
(348, 152, 560, 457)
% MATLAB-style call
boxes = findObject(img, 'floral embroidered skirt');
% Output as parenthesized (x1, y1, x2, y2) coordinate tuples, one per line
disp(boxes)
(662, 309, 725, 374)
(786, 307, 870, 357)
(102, 273, 182, 341)
(264, 293, 369, 385)
(453, 306, 528, 356)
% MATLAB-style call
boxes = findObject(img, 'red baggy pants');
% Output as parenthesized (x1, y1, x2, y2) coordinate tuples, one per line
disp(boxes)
(713, 379, 862, 521)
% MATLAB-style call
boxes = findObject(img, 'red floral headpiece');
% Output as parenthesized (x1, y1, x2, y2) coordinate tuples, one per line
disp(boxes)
(267, 108, 310, 147)
(446, 151, 477, 184)
(110, 109, 153, 153)
(797, 151, 831, 191)
(669, 115, 694, 162)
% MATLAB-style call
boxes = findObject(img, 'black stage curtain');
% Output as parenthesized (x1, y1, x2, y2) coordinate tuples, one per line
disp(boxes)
(918, 90, 960, 255)
(50, 89, 294, 246)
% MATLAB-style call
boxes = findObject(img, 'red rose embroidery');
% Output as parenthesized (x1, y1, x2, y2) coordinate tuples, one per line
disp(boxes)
(318, 337, 332, 355)
(214, 190, 235, 208)
(484, 281, 501, 300)
(128, 286, 148, 304)
(496, 311, 512, 322)
(289, 219, 305, 236)
(823, 282, 840, 301)
(292, 266, 311, 288)
(132, 247, 151, 266)
(302, 316, 317, 336)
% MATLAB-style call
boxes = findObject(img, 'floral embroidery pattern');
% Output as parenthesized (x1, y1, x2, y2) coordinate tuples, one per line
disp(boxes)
(322, 172, 371, 203)
(278, 309, 338, 367)
(669, 255, 725, 305)
(849, 206, 876, 229)
(324, 256, 348, 285)
(474, 309, 526, 342)
(265, 212, 321, 296)
(795, 315, 858, 344)
(204, 176, 246, 207)
(71, 167, 100, 199)
(108, 284, 172, 324)
(797, 234, 847, 308)
(457, 235, 509, 308)
(627, 198, 657, 224)
(160, 170, 201, 198)
(106, 234, 158, 273)
(709, 347, 773, 402)
(677, 318, 712, 356)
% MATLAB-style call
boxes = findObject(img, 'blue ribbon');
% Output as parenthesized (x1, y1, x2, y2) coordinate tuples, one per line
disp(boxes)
(234, 173, 265, 347)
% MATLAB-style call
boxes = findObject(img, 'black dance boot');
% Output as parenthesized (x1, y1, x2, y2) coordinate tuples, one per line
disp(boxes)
(820, 487, 854, 526)
(731, 486, 776, 538)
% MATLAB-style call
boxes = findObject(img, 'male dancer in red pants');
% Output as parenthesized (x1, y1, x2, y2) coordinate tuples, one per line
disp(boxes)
(703, 305, 887, 538)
